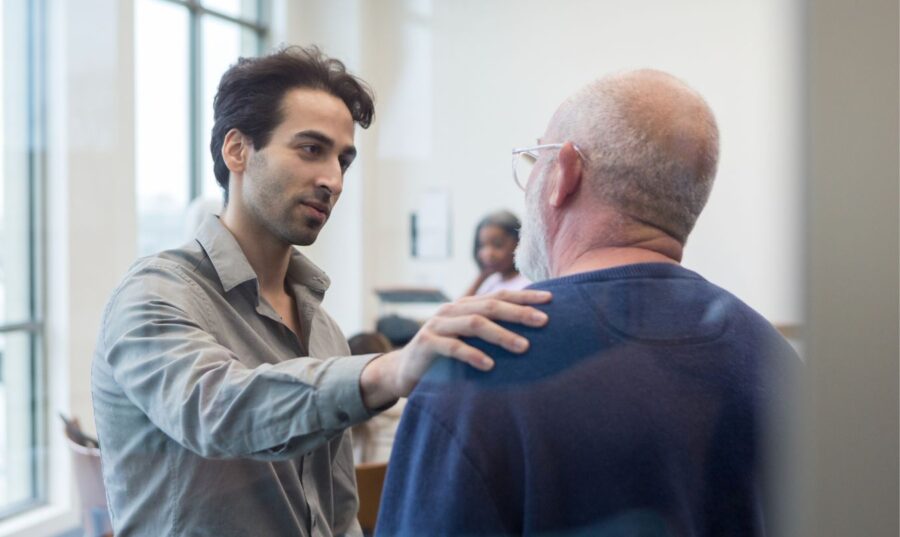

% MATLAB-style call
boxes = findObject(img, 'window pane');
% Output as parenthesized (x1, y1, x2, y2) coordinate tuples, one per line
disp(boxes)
(0, 331, 36, 511)
(200, 16, 260, 198)
(0, 1, 33, 328)
(201, 0, 259, 22)
(0, 0, 42, 519)
(135, 0, 191, 256)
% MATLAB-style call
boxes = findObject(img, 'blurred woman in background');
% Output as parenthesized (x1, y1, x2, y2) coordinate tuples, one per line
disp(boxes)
(464, 210, 531, 296)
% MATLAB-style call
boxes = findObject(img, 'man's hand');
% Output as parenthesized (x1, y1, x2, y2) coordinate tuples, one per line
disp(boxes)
(359, 289, 551, 409)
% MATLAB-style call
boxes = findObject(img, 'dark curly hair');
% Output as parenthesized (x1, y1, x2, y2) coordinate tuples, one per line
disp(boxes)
(210, 45, 375, 201)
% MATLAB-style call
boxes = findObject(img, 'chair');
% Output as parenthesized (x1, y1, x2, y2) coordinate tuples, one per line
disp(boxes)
(355, 461, 388, 535)
(60, 415, 112, 537)
(773, 323, 803, 340)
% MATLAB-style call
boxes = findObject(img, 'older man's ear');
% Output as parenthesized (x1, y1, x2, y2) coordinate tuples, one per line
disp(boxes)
(549, 141, 583, 208)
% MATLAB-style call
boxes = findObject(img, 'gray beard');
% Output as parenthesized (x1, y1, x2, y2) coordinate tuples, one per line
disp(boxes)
(515, 169, 552, 282)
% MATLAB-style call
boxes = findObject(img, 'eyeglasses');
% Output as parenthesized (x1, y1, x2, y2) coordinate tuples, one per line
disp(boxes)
(511, 142, 587, 191)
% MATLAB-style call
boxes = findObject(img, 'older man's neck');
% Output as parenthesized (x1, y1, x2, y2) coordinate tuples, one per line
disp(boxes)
(554, 233, 683, 278)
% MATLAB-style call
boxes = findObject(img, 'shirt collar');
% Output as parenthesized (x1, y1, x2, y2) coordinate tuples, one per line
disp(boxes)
(287, 246, 331, 296)
(194, 214, 330, 295)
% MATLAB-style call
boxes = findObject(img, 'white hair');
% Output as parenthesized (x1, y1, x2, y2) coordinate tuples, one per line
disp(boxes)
(550, 69, 719, 243)
(515, 164, 552, 282)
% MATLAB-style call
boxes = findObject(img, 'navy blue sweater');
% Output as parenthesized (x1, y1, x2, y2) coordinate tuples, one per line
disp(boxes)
(376, 263, 798, 536)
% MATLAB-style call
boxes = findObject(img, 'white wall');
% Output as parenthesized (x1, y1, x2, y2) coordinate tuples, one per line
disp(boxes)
(48, 0, 137, 441)
(0, 0, 137, 535)
(281, 0, 804, 329)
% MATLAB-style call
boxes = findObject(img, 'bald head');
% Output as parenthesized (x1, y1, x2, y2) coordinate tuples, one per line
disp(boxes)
(547, 69, 719, 243)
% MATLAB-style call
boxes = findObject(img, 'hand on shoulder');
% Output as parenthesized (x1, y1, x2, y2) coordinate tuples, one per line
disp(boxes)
(359, 289, 552, 408)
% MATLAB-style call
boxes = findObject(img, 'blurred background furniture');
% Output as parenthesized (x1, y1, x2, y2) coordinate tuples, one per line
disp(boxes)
(355, 461, 388, 536)
(374, 287, 448, 331)
(773, 323, 803, 341)
(60, 415, 112, 537)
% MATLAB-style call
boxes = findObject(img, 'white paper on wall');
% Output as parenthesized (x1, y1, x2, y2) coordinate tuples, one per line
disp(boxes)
(412, 189, 451, 259)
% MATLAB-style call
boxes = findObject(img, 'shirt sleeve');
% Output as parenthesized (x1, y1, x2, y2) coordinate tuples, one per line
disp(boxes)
(98, 261, 378, 461)
(375, 398, 511, 536)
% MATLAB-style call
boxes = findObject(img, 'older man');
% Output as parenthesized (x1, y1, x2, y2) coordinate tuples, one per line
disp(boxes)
(377, 70, 798, 536)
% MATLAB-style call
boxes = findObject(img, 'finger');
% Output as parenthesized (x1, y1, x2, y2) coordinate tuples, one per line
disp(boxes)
(429, 315, 530, 354)
(427, 334, 494, 371)
(457, 288, 552, 306)
(437, 299, 549, 328)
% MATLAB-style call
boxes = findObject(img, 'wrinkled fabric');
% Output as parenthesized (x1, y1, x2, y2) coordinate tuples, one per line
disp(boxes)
(379, 263, 799, 537)
(93, 215, 377, 536)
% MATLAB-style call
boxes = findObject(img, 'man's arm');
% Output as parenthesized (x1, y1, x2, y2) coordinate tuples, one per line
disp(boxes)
(359, 289, 551, 409)
(98, 262, 375, 460)
(100, 263, 550, 459)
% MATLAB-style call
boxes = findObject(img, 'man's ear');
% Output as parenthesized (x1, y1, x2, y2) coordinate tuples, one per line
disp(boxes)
(549, 141, 583, 207)
(222, 128, 250, 177)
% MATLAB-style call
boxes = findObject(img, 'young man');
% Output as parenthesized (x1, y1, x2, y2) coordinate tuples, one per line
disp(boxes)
(377, 69, 800, 536)
(92, 46, 550, 536)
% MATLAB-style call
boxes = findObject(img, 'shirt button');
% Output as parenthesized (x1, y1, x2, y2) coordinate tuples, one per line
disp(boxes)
(336, 411, 349, 423)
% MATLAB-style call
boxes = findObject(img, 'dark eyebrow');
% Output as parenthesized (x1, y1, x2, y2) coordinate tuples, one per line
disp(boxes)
(292, 130, 357, 159)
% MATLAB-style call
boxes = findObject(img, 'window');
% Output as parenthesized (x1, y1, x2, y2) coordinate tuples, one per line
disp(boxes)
(0, 0, 46, 519)
(135, 0, 268, 256)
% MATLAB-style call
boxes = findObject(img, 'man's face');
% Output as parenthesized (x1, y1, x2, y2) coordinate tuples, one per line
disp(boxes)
(515, 152, 553, 282)
(240, 88, 356, 246)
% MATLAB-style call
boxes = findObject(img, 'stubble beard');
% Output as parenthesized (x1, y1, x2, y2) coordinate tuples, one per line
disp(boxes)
(276, 212, 321, 246)
(515, 168, 553, 282)
(268, 199, 326, 247)
(245, 153, 324, 247)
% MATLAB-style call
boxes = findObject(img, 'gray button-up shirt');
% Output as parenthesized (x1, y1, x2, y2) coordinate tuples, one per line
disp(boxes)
(92, 215, 378, 536)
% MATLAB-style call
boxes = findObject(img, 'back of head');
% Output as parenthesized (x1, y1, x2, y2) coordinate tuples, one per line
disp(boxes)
(550, 69, 719, 243)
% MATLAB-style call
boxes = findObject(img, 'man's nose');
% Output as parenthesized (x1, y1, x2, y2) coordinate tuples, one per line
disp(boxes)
(315, 162, 344, 198)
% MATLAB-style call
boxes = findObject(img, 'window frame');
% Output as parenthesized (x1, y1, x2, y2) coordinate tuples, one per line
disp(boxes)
(0, 0, 48, 521)
(158, 0, 269, 201)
